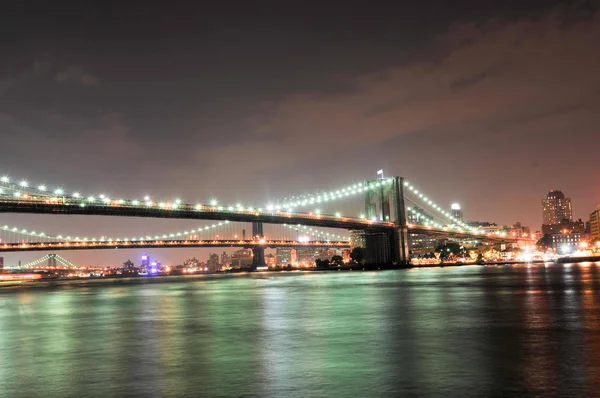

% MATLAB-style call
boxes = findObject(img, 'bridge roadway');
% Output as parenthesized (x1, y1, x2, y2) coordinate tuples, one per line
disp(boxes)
(0, 195, 393, 230)
(0, 239, 351, 253)
(0, 195, 514, 244)
(407, 225, 515, 243)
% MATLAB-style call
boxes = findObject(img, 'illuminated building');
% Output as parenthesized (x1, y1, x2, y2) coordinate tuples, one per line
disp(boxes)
(265, 254, 276, 267)
(550, 233, 582, 252)
(541, 220, 585, 235)
(296, 247, 316, 263)
(409, 234, 439, 251)
(231, 249, 253, 268)
(542, 190, 573, 225)
(590, 206, 600, 240)
(451, 203, 463, 222)
(276, 247, 296, 265)
(349, 230, 366, 248)
(149, 261, 160, 275)
(141, 254, 150, 272)
(509, 222, 531, 239)
(207, 253, 220, 271)
(342, 249, 351, 262)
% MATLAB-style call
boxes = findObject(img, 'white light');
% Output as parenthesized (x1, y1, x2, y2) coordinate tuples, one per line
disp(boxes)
(38, 185, 47, 191)
(55, 189, 64, 195)
(210, 199, 218, 206)
(0, 176, 8, 183)
(451, 203, 461, 211)
(19, 180, 28, 187)
(73, 192, 80, 198)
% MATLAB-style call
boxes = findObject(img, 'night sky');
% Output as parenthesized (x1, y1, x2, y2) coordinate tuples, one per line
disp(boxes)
(1, 1, 599, 266)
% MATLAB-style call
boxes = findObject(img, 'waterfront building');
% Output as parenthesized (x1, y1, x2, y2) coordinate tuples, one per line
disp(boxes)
(276, 247, 296, 265)
(542, 190, 573, 225)
(265, 254, 276, 267)
(207, 253, 220, 271)
(590, 206, 600, 240)
(342, 249, 351, 262)
(509, 222, 532, 239)
(231, 249, 253, 268)
(541, 219, 585, 235)
(296, 247, 316, 263)
(141, 254, 150, 273)
(550, 233, 582, 253)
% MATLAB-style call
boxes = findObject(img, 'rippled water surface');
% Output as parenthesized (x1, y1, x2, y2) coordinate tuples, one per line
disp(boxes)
(2, 264, 600, 397)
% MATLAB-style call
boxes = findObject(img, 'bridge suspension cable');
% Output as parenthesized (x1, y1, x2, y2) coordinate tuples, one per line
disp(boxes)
(0, 219, 349, 246)
(1, 171, 480, 233)
(403, 180, 476, 232)
(0, 173, 375, 222)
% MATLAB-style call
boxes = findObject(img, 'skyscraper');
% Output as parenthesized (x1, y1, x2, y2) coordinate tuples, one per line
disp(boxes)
(451, 203, 463, 222)
(542, 190, 573, 225)
(590, 206, 600, 240)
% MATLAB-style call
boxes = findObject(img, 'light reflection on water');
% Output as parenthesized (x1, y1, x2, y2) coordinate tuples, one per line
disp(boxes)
(1, 264, 600, 397)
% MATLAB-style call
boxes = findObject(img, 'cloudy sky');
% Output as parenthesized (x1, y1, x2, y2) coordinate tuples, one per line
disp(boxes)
(1, 1, 599, 265)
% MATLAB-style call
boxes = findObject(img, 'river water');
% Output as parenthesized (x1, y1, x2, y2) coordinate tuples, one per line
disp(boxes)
(1, 264, 600, 397)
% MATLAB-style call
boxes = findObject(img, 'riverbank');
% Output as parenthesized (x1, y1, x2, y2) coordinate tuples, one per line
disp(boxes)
(2, 258, 600, 291)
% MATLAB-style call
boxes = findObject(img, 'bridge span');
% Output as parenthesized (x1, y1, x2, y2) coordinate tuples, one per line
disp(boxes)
(0, 174, 517, 266)
(0, 239, 350, 253)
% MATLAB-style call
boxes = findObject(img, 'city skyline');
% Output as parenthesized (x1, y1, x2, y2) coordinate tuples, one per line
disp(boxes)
(1, 1, 599, 265)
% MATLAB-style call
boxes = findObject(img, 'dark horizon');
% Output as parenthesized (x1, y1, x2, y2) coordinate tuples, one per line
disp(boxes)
(1, 0, 599, 265)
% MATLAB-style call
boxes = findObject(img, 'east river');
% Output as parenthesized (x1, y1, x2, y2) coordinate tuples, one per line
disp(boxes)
(2, 264, 600, 397)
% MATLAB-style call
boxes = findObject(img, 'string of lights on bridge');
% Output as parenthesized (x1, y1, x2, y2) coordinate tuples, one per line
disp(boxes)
(0, 220, 348, 244)
(403, 180, 478, 232)
(1, 220, 232, 243)
(266, 178, 395, 213)
(0, 174, 374, 222)
(1, 173, 487, 235)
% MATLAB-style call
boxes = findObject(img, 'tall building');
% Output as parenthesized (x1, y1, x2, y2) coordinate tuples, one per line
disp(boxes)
(590, 206, 600, 240)
(207, 253, 220, 271)
(141, 254, 150, 272)
(451, 203, 463, 222)
(542, 190, 573, 225)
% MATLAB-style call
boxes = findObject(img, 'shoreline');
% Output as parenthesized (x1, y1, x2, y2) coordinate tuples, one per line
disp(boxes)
(2, 257, 599, 291)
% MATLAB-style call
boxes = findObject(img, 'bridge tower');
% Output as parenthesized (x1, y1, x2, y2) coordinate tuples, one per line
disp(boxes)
(354, 176, 409, 267)
(251, 221, 266, 268)
(48, 254, 57, 268)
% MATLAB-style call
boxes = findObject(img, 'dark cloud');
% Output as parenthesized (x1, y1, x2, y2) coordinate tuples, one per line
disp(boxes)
(54, 65, 98, 86)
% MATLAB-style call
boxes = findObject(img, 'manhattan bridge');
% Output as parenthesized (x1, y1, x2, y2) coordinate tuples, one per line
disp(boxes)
(0, 171, 514, 270)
